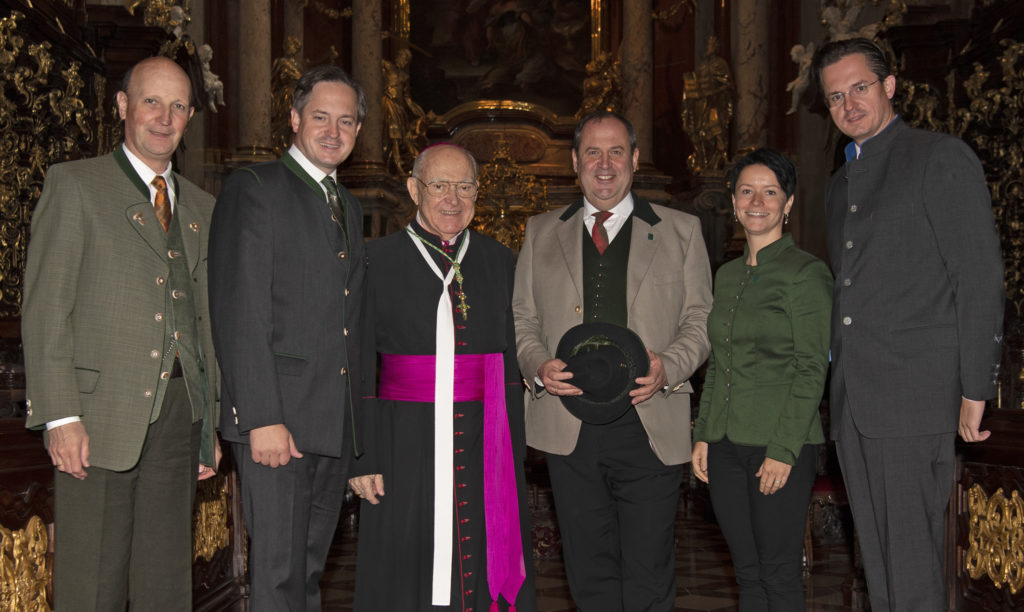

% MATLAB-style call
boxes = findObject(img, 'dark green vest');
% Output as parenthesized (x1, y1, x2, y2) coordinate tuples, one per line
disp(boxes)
(150, 210, 207, 423)
(582, 216, 632, 326)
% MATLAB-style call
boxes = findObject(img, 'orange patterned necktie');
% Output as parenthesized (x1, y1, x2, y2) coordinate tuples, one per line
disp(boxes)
(152, 175, 171, 232)
(591, 210, 612, 254)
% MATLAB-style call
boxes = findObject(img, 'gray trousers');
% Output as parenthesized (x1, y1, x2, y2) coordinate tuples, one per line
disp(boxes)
(836, 398, 955, 612)
(54, 379, 201, 612)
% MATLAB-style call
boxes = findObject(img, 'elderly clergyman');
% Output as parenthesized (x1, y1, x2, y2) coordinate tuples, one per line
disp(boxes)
(349, 144, 536, 611)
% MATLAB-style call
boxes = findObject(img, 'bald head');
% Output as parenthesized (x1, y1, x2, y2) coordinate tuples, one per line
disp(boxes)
(116, 57, 194, 173)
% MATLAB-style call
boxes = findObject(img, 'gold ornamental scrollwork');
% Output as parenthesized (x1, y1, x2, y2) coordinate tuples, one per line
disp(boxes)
(1, 11, 99, 318)
(965, 485, 1024, 594)
(471, 140, 548, 252)
(0, 516, 51, 612)
(192, 473, 230, 562)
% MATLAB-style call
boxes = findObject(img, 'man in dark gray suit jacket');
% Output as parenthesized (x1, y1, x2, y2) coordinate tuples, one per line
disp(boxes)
(208, 65, 365, 611)
(23, 56, 219, 611)
(815, 38, 1004, 611)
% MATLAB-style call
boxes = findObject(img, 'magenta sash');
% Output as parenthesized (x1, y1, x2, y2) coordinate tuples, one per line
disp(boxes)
(379, 353, 526, 609)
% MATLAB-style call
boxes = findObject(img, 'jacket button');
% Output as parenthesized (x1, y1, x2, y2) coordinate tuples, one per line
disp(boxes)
(190, 222, 200, 232)
(345, 288, 350, 296)
(155, 313, 164, 322)
(843, 316, 853, 325)
(845, 240, 853, 249)
(338, 251, 347, 259)
(574, 305, 581, 313)
(343, 328, 349, 336)
(156, 276, 166, 286)
(340, 368, 348, 375)
(174, 331, 181, 339)
(144, 389, 153, 398)
(161, 371, 170, 380)
(150, 350, 160, 359)
(843, 278, 851, 287)
(172, 289, 183, 299)
(849, 204, 858, 212)
(167, 250, 177, 259)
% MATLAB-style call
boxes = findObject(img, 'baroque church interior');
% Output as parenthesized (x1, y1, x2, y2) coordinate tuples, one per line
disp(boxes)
(1, 0, 1023, 610)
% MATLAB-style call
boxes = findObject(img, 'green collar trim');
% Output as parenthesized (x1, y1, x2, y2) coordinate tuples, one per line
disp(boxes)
(281, 151, 325, 197)
(114, 145, 181, 200)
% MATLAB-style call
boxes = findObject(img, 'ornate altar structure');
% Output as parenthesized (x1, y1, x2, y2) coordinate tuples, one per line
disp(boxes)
(1, 0, 1024, 610)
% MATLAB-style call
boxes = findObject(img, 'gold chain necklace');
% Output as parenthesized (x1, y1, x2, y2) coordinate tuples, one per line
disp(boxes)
(406, 228, 470, 321)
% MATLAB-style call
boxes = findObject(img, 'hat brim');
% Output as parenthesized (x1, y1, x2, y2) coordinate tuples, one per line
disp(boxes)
(555, 323, 649, 425)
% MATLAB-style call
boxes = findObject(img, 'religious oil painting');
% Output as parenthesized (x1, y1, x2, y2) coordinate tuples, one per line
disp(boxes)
(408, 0, 593, 117)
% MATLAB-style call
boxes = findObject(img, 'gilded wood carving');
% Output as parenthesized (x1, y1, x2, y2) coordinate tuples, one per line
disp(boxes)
(0, 11, 100, 318)
(965, 484, 1024, 594)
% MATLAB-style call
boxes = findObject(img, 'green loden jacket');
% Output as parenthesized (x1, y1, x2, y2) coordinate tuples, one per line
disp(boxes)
(694, 234, 831, 466)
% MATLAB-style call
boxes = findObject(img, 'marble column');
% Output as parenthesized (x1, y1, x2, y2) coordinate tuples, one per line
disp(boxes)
(731, 0, 769, 153)
(620, 0, 653, 165)
(351, 0, 384, 169)
(235, 0, 273, 159)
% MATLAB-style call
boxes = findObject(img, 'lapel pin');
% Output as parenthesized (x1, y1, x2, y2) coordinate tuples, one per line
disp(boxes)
(190, 222, 200, 232)
(133, 212, 145, 225)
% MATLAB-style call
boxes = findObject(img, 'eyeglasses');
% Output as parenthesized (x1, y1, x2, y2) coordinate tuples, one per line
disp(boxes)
(411, 176, 479, 198)
(825, 79, 880, 108)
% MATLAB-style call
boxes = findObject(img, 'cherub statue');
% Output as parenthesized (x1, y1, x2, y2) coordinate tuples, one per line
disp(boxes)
(198, 43, 225, 112)
(822, 2, 880, 41)
(785, 42, 815, 115)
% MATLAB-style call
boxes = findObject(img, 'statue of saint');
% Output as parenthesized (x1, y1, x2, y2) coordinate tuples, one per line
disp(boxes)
(383, 48, 429, 175)
(680, 35, 734, 174)
(271, 37, 304, 155)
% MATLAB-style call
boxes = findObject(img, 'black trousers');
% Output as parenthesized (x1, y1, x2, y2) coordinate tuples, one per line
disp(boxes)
(233, 444, 349, 612)
(545, 409, 684, 612)
(54, 379, 201, 612)
(835, 400, 954, 612)
(707, 438, 818, 612)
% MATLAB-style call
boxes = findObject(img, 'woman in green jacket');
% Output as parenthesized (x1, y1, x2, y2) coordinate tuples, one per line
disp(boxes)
(692, 148, 832, 611)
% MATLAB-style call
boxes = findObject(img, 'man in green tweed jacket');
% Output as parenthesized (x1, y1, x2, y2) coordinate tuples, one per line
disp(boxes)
(22, 56, 219, 612)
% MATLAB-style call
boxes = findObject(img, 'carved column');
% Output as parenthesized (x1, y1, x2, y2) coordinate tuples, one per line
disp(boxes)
(180, 0, 206, 184)
(731, 0, 768, 153)
(234, 0, 273, 160)
(283, 0, 304, 48)
(620, 1, 653, 165)
(351, 0, 384, 170)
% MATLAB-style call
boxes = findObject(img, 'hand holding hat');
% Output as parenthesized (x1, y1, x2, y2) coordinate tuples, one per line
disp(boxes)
(554, 323, 650, 424)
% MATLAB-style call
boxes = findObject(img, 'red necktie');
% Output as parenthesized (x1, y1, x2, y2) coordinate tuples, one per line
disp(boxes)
(152, 176, 171, 232)
(591, 211, 612, 254)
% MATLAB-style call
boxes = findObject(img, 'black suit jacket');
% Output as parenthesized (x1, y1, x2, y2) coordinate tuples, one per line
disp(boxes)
(826, 117, 1003, 438)
(209, 152, 364, 459)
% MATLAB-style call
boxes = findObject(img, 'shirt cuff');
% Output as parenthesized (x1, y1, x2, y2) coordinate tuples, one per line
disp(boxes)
(46, 416, 81, 430)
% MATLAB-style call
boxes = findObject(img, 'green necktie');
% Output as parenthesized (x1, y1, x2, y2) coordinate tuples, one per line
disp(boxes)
(321, 175, 348, 241)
